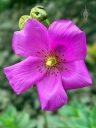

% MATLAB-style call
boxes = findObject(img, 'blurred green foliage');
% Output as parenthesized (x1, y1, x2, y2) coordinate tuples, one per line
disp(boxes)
(0, 105, 37, 128)
(47, 100, 96, 128)
(0, 0, 96, 128)
(1, 101, 96, 128)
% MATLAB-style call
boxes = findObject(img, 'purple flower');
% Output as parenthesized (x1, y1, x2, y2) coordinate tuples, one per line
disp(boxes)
(4, 19, 92, 111)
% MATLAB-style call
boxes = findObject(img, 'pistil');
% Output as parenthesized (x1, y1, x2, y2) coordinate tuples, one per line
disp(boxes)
(46, 56, 57, 67)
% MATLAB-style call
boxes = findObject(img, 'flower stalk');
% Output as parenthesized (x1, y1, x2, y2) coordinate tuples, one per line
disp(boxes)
(43, 112, 48, 128)
(42, 19, 50, 28)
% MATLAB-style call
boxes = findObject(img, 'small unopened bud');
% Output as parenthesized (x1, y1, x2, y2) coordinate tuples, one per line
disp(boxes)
(19, 15, 31, 29)
(30, 5, 47, 22)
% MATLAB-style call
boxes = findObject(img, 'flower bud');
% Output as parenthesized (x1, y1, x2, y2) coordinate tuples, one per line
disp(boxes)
(30, 5, 47, 22)
(19, 15, 31, 29)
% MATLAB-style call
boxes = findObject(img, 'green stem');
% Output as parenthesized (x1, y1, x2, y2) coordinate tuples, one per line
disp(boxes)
(43, 112, 48, 128)
(42, 19, 50, 28)
(46, 19, 50, 26)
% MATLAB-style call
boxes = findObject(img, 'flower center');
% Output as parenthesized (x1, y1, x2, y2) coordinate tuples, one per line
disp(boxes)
(46, 56, 57, 67)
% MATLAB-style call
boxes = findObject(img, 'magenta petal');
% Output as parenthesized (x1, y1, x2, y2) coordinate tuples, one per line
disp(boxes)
(13, 19, 49, 57)
(48, 20, 87, 61)
(4, 57, 47, 94)
(60, 60, 92, 90)
(36, 69, 68, 111)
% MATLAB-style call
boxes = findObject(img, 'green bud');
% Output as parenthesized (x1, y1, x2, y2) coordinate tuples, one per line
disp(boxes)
(30, 5, 47, 22)
(19, 15, 31, 29)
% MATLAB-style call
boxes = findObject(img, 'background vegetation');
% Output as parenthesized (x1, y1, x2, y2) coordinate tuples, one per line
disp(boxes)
(0, 0, 96, 127)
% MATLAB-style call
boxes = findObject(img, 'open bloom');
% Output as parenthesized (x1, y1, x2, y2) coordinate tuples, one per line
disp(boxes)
(4, 19, 92, 111)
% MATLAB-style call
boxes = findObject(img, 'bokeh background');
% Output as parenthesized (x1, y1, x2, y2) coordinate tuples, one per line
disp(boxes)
(0, 0, 96, 128)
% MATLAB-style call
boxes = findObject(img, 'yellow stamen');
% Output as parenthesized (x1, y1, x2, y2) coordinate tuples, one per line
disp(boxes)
(46, 56, 57, 67)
